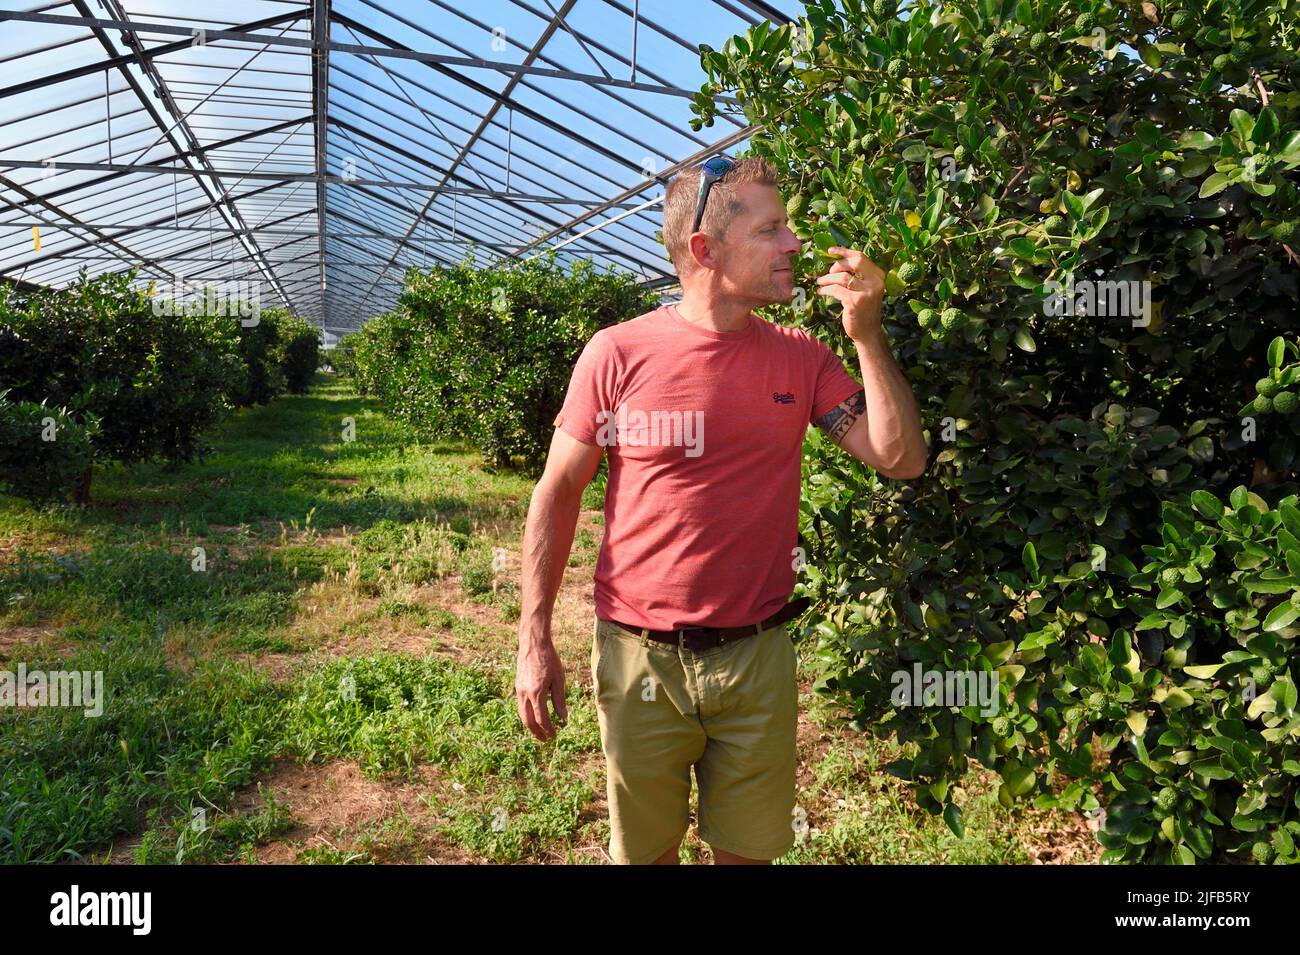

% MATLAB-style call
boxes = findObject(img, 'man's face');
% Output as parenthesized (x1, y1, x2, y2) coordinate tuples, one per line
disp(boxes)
(697, 182, 802, 307)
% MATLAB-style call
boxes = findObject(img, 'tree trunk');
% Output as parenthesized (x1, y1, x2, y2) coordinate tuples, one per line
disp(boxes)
(73, 465, 93, 505)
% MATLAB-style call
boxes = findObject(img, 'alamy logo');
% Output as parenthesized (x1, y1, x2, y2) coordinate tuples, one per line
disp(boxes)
(0, 664, 103, 717)
(594, 403, 704, 457)
(891, 662, 1000, 717)
(150, 274, 260, 324)
(772, 391, 796, 404)
(1042, 271, 1152, 327)
(49, 885, 151, 935)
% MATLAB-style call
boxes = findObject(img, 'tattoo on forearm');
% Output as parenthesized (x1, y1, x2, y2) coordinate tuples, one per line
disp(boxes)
(814, 389, 866, 443)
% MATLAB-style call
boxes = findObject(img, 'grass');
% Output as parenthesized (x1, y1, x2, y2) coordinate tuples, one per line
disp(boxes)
(0, 623, 288, 863)
(0, 373, 1096, 865)
(780, 692, 1037, 864)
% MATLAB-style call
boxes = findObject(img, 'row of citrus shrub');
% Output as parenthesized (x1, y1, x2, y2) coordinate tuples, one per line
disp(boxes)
(0, 270, 321, 503)
(339, 253, 656, 473)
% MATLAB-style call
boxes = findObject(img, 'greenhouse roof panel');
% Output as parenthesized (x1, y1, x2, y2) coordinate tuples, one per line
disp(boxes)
(1, 0, 799, 340)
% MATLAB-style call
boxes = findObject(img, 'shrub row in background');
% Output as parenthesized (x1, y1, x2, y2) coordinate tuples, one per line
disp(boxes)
(278, 314, 322, 395)
(325, 341, 357, 379)
(695, 0, 1300, 862)
(228, 307, 322, 406)
(0, 270, 322, 503)
(340, 253, 657, 473)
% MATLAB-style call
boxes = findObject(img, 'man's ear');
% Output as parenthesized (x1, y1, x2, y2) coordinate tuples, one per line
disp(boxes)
(691, 231, 730, 274)
(687, 232, 711, 271)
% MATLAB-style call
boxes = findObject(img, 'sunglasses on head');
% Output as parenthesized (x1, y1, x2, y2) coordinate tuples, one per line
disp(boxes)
(690, 155, 737, 234)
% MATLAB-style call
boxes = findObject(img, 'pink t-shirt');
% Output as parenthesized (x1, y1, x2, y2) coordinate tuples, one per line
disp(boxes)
(553, 303, 862, 630)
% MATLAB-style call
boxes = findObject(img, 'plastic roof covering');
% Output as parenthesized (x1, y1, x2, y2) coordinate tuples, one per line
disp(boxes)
(0, 0, 804, 342)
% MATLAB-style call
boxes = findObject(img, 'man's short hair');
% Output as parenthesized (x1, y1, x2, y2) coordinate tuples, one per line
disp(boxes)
(662, 156, 779, 276)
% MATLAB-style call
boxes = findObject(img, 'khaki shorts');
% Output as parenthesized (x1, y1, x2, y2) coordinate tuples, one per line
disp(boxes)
(590, 614, 799, 864)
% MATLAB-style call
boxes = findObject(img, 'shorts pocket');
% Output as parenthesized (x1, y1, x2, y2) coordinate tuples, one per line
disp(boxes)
(594, 621, 611, 687)
(594, 619, 632, 687)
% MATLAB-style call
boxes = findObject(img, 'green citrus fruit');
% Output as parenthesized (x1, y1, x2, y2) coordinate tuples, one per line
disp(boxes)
(1252, 841, 1274, 862)
(886, 58, 906, 79)
(1229, 41, 1252, 64)
(1254, 395, 1274, 414)
(1257, 378, 1281, 397)
(898, 261, 925, 284)
(917, 308, 937, 328)
(1169, 11, 1193, 32)
(1274, 391, 1299, 415)
(872, 0, 896, 18)
(940, 307, 964, 331)
(1154, 788, 1177, 813)
(953, 145, 968, 164)
(982, 33, 1004, 55)
(1075, 12, 1097, 32)
(1043, 214, 1066, 233)
(785, 193, 807, 219)
(1029, 31, 1050, 52)
(1159, 567, 1181, 589)
(1212, 53, 1231, 70)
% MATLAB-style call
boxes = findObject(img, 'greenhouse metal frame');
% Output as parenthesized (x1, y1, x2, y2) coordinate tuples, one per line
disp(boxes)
(0, 0, 798, 339)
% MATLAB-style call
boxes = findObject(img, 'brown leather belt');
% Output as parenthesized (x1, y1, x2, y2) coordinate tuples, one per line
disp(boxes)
(608, 596, 810, 652)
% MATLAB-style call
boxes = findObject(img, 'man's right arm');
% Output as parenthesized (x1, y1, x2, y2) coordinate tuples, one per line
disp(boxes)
(519, 425, 603, 644)
(515, 424, 603, 740)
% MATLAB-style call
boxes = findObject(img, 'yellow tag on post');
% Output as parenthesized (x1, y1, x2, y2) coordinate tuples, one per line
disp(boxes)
(32, 226, 41, 251)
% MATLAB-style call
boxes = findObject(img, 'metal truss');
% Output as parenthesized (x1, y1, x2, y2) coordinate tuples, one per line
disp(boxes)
(0, 0, 798, 339)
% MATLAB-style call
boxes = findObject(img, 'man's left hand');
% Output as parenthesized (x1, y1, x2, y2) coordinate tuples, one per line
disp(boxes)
(815, 247, 885, 342)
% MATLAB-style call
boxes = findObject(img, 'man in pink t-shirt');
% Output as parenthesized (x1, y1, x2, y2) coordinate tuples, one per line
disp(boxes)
(552, 301, 871, 632)
(515, 156, 927, 865)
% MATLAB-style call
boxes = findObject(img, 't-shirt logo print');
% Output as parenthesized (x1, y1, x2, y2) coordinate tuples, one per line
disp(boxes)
(772, 391, 796, 404)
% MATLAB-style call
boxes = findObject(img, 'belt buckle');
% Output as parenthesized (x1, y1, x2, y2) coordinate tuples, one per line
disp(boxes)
(677, 625, 713, 650)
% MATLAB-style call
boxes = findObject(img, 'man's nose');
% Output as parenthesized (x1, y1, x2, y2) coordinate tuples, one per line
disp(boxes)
(779, 226, 801, 255)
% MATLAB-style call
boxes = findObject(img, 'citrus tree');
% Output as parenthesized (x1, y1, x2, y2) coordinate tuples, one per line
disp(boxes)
(276, 313, 322, 395)
(226, 307, 286, 407)
(0, 390, 99, 504)
(0, 271, 243, 502)
(693, 0, 1300, 862)
(347, 253, 656, 473)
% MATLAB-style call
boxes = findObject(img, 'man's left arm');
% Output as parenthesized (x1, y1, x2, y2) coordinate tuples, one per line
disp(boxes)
(812, 246, 929, 479)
